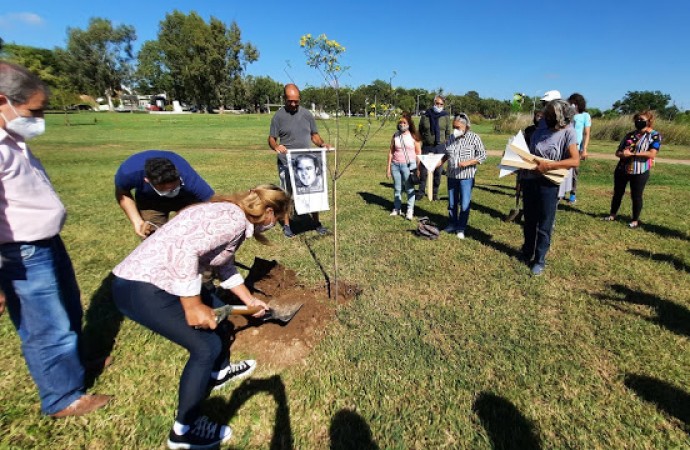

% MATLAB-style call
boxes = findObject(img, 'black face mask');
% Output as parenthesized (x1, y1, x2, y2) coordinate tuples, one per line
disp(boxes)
(635, 119, 647, 131)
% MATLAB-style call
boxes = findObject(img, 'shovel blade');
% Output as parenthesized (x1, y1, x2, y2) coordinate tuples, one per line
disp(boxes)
(263, 303, 303, 325)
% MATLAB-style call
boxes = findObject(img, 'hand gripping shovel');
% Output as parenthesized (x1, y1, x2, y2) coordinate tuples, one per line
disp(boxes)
(213, 304, 303, 326)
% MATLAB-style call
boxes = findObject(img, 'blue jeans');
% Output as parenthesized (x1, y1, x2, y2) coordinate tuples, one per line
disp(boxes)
(0, 236, 85, 415)
(521, 178, 560, 266)
(447, 178, 475, 231)
(391, 162, 416, 211)
(112, 277, 230, 424)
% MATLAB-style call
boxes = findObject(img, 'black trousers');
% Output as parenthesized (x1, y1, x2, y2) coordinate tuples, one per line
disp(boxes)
(112, 277, 231, 424)
(609, 168, 650, 222)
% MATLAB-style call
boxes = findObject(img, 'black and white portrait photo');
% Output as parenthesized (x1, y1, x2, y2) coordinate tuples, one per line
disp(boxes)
(292, 152, 324, 195)
(287, 149, 330, 215)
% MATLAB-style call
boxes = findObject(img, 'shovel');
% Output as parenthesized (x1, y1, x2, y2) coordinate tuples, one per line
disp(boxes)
(213, 304, 303, 326)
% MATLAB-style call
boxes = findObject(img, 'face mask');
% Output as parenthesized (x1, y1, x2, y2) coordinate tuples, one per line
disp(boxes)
(256, 210, 277, 233)
(635, 119, 647, 131)
(151, 183, 182, 198)
(1, 100, 46, 140)
(433, 105, 444, 113)
(453, 129, 464, 138)
(256, 221, 276, 233)
(398, 124, 409, 132)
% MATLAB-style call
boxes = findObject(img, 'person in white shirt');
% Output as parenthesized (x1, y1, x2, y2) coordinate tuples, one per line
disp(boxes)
(0, 61, 111, 417)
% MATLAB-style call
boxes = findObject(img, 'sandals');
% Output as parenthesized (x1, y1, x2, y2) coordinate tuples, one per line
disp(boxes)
(628, 221, 640, 229)
(602, 216, 615, 222)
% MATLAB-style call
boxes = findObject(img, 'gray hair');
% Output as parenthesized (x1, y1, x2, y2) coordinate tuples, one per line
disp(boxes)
(0, 61, 48, 104)
(454, 112, 471, 129)
(546, 99, 574, 129)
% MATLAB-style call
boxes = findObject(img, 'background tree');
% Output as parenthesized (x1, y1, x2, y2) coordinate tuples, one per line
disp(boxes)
(1, 43, 80, 112)
(59, 18, 136, 111)
(612, 90, 671, 115)
(137, 10, 257, 111)
(246, 75, 283, 112)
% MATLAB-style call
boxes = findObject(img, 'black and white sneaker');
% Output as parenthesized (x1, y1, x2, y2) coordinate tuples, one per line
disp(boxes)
(167, 416, 232, 449)
(211, 360, 257, 391)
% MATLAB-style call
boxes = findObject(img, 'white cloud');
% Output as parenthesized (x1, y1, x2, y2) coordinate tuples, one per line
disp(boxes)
(0, 12, 45, 28)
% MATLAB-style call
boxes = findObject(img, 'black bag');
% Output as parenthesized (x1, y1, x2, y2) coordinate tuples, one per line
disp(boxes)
(415, 217, 440, 240)
(408, 166, 420, 185)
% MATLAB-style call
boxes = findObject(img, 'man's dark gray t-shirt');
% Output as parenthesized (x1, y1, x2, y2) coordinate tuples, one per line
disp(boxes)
(269, 106, 318, 166)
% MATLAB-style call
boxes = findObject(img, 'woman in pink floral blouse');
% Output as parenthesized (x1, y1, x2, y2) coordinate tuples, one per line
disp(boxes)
(112, 184, 291, 450)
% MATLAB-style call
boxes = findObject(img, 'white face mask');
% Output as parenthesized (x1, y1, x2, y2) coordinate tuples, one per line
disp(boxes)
(453, 128, 464, 138)
(1, 99, 46, 140)
(150, 180, 182, 198)
(433, 105, 444, 113)
(256, 221, 276, 233)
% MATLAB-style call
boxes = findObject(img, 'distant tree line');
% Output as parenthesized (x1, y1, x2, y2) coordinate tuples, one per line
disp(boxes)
(0, 12, 686, 119)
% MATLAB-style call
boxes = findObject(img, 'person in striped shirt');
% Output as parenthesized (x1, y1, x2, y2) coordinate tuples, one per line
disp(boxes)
(603, 110, 661, 229)
(436, 113, 487, 239)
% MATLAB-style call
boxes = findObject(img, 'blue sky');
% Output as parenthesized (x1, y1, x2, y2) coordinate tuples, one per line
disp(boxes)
(1, 0, 689, 110)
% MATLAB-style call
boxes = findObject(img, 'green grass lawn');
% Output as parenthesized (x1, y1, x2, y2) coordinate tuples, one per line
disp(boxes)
(1, 112, 689, 449)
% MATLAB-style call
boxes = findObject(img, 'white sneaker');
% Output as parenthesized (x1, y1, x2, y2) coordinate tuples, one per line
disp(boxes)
(456, 231, 465, 240)
(405, 210, 414, 220)
(389, 209, 400, 216)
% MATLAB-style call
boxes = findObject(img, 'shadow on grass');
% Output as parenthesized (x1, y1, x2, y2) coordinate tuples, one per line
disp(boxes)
(595, 284, 690, 338)
(555, 204, 689, 241)
(303, 235, 332, 299)
(378, 181, 394, 189)
(330, 409, 379, 450)
(473, 392, 542, 450)
(624, 373, 690, 434)
(81, 272, 124, 389)
(286, 213, 322, 237)
(628, 249, 690, 274)
(472, 200, 512, 222)
(474, 183, 516, 197)
(206, 375, 293, 450)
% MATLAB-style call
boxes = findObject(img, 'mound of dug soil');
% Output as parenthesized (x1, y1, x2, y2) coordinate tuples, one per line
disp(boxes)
(220, 258, 360, 369)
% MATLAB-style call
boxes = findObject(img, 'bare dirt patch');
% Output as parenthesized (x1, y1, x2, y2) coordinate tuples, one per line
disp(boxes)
(219, 258, 360, 369)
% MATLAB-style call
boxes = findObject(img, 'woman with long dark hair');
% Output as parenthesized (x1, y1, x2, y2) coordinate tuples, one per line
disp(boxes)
(386, 112, 422, 220)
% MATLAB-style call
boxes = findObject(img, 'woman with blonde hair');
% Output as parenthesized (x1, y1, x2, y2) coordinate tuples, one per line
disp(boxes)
(111, 184, 291, 449)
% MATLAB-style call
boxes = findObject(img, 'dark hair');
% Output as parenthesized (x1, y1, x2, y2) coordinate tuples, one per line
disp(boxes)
(399, 111, 421, 141)
(0, 61, 49, 104)
(568, 93, 587, 113)
(293, 153, 321, 173)
(144, 158, 180, 185)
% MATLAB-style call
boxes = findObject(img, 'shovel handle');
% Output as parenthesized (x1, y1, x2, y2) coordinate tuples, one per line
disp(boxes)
(213, 304, 265, 323)
(228, 305, 264, 316)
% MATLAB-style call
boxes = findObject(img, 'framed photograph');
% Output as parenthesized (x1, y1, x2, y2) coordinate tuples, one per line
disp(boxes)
(287, 149, 330, 214)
